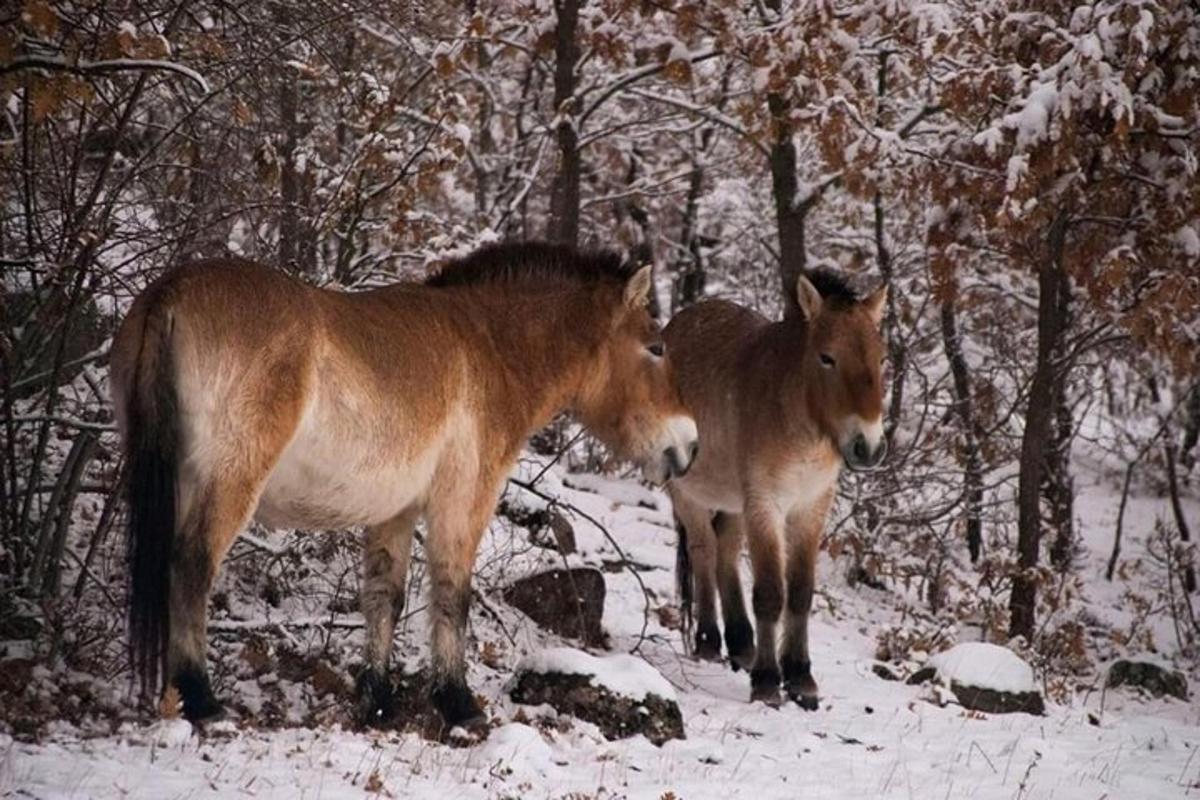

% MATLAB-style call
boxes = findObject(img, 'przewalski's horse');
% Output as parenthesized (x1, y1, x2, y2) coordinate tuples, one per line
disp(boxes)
(666, 270, 886, 709)
(113, 242, 699, 728)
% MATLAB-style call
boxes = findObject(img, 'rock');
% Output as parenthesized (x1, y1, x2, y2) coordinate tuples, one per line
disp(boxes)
(510, 647, 683, 745)
(929, 642, 1044, 715)
(503, 568, 605, 646)
(906, 666, 937, 685)
(1106, 660, 1188, 701)
(872, 663, 900, 681)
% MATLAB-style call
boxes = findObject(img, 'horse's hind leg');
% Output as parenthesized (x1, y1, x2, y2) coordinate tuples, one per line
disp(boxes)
(672, 490, 721, 660)
(167, 471, 268, 720)
(713, 512, 754, 671)
(357, 507, 419, 724)
(780, 492, 833, 711)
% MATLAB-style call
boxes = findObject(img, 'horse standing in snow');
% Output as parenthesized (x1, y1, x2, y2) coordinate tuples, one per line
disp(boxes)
(113, 242, 699, 728)
(667, 270, 886, 708)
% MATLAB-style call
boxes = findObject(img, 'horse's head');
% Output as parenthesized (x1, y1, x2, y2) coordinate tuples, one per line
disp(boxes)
(576, 266, 698, 484)
(792, 272, 888, 472)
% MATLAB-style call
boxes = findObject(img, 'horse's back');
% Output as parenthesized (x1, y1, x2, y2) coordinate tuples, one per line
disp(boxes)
(664, 299, 767, 390)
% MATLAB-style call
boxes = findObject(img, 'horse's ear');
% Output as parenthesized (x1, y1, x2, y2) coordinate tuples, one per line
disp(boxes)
(795, 274, 822, 321)
(864, 285, 887, 326)
(623, 265, 653, 309)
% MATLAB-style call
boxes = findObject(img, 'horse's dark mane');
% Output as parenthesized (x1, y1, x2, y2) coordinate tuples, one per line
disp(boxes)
(806, 268, 859, 308)
(426, 241, 633, 289)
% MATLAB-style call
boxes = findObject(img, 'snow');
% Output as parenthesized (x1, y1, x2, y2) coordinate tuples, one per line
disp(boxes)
(929, 642, 1036, 694)
(1174, 225, 1200, 257)
(1010, 81, 1058, 149)
(6, 454, 1200, 799)
(516, 646, 677, 702)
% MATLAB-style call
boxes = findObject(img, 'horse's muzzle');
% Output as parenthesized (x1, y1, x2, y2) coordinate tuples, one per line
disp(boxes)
(843, 433, 887, 472)
(665, 440, 699, 479)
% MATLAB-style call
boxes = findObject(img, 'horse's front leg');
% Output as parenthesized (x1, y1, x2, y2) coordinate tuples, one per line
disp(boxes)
(423, 479, 499, 730)
(744, 497, 786, 706)
(357, 506, 419, 725)
(781, 490, 833, 711)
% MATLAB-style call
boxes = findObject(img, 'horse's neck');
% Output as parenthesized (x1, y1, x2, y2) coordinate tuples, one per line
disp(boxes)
(746, 319, 818, 433)
(470, 287, 602, 436)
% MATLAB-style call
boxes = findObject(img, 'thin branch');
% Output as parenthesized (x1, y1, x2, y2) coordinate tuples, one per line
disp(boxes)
(2, 55, 209, 94)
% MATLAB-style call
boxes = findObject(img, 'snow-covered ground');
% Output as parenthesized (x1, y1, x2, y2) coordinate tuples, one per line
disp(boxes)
(5, 457, 1198, 799)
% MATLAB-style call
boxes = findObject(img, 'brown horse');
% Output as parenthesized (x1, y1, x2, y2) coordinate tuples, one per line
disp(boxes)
(112, 242, 699, 728)
(666, 270, 886, 709)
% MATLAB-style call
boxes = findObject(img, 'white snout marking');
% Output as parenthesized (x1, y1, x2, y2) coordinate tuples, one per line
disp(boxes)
(859, 415, 884, 451)
(664, 414, 699, 456)
(839, 414, 884, 452)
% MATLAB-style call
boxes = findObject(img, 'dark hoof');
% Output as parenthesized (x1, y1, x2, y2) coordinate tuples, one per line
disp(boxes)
(750, 667, 782, 707)
(782, 657, 818, 710)
(431, 681, 486, 730)
(694, 622, 722, 662)
(355, 668, 394, 726)
(724, 619, 755, 672)
(791, 692, 820, 711)
(173, 668, 223, 723)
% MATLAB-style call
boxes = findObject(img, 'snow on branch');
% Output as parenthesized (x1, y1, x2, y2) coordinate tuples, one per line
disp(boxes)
(2, 55, 210, 94)
(577, 47, 723, 129)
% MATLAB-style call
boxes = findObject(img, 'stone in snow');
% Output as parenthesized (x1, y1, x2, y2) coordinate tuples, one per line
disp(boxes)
(510, 647, 683, 745)
(929, 642, 1044, 715)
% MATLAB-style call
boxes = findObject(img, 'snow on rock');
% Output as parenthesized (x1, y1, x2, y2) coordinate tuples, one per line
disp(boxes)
(930, 643, 1044, 715)
(515, 647, 675, 703)
(510, 648, 684, 745)
(929, 642, 1035, 693)
(1107, 659, 1189, 701)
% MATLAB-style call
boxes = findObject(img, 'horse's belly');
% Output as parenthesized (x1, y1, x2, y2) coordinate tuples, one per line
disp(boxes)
(673, 466, 743, 513)
(255, 425, 441, 530)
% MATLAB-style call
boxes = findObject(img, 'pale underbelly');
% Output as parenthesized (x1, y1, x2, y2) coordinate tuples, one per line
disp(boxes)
(254, 428, 442, 530)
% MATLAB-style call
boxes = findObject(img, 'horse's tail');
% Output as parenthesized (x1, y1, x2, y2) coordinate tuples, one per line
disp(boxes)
(123, 297, 179, 700)
(675, 514, 693, 651)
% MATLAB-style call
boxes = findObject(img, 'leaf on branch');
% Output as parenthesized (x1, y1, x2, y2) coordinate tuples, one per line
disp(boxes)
(22, 0, 58, 38)
(30, 78, 61, 123)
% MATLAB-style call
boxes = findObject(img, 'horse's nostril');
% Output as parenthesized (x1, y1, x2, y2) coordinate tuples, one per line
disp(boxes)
(688, 440, 699, 464)
(853, 435, 869, 462)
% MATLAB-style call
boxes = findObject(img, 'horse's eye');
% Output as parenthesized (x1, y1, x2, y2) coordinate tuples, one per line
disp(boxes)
(647, 342, 665, 358)
(819, 353, 836, 369)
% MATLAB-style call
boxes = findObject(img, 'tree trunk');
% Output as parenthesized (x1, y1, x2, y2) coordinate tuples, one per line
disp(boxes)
(1181, 380, 1200, 470)
(1164, 434, 1197, 594)
(1009, 214, 1071, 642)
(278, 66, 300, 271)
(767, 92, 806, 302)
(622, 149, 660, 318)
(673, 150, 706, 310)
(940, 290, 985, 563)
(546, 0, 581, 246)
(1047, 386, 1076, 572)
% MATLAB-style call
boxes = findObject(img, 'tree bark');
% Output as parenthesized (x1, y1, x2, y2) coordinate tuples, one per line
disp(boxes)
(940, 291, 985, 563)
(1047, 386, 1076, 571)
(278, 65, 300, 271)
(546, 0, 582, 246)
(1009, 214, 1071, 641)
(1165, 434, 1197, 593)
(767, 92, 806, 303)
(1182, 380, 1200, 469)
